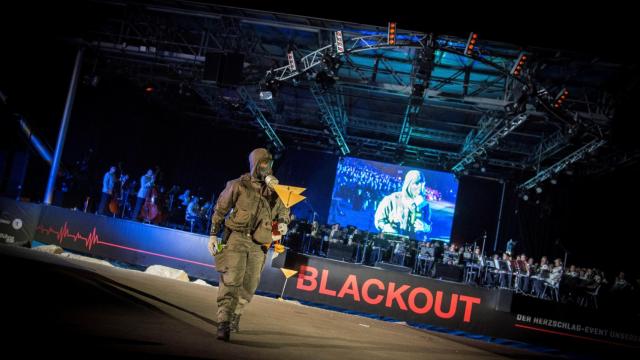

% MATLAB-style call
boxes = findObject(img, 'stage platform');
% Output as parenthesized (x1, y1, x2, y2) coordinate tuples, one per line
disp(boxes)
(2, 198, 639, 358)
(1, 245, 559, 360)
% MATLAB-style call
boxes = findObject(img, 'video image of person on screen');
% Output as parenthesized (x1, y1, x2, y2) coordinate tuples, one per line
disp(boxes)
(374, 170, 432, 241)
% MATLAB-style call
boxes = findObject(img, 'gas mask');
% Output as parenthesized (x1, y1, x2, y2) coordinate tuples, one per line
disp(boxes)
(257, 159, 273, 180)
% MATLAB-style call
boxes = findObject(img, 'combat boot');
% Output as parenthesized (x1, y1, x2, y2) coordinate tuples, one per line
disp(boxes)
(230, 313, 241, 333)
(217, 321, 230, 341)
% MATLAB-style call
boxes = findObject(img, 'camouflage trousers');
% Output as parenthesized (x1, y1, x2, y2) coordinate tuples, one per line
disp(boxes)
(214, 231, 267, 323)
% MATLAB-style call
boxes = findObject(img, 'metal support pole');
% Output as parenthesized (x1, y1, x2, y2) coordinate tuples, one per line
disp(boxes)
(493, 181, 506, 252)
(44, 47, 84, 205)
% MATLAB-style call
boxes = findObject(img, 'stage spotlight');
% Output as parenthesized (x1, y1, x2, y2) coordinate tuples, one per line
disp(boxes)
(522, 194, 529, 201)
(504, 102, 516, 113)
(259, 91, 273, 100)
(335, 30, 344, 54)
(550, 178, 557, 185)
(554, 88, 569, 109)
(260, 75, 281, 98)
(287, 51, 296, 71)
(535, 186, 543, 194)
(322, 53, 341, 73)
(316, 70, 335, 90)
(465, 32, 478, 56)
(388, 22, 397, 45)
(510, 52, 529, 77)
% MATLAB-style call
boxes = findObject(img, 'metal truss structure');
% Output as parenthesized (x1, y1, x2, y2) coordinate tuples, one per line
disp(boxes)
(309, 83, 350, 155)
(518, 138, 607, 192)
(67, 0, 630, 182)
(236, 86, 285, 153)
(452, 113, 529, 173)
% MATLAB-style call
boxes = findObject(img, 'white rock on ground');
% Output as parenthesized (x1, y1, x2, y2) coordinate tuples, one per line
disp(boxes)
(144, 265, 190, 282)
(190, 279, 211, 286)
(60, 252, 114, 267)
(31, 245, 64, 255)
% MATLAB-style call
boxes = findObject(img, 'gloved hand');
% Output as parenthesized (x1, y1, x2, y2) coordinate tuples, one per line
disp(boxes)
(277, 222, 288, 236)
(208, 236, 221, 256)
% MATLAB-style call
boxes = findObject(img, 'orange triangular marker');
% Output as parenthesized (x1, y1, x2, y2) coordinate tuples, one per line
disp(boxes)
(273, 184, 306, 208)
(280, 268, 298, 279)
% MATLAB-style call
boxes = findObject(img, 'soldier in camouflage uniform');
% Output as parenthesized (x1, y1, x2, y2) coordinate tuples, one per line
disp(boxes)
(208, 148, 290, 341)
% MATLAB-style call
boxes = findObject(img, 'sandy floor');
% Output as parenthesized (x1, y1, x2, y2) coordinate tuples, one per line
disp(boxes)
(1, 245, 565, 359)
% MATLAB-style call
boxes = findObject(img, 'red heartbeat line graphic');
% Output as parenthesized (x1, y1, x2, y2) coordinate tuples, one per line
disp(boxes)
(36, 222, 100, 250)
(35, 222, 215, 269)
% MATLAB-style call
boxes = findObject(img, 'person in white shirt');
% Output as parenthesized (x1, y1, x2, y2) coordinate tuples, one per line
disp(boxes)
(97, 166, 116, 215)
(185, 196, 201, 232)
(186, 196, 198, 217)
(546, 258, 563, 286)
(532, 256, 550, 296)
(132, 169, 155, 220)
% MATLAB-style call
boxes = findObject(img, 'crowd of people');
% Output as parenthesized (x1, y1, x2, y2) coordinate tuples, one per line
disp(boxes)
(283, 216, 639, 312)
(459, 248, 639, 311)
(333, 162, 442, 214)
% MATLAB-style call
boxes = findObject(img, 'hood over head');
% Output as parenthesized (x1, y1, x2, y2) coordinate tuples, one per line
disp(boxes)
(249, 148, 273, 179)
